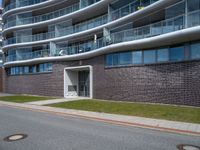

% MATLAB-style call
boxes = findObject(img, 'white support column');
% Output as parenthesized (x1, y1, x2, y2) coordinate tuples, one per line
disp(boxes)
(185, 0, 188, 28)
(108, 4, 113, 22)
(16, 14, 20, 26)
(50, 42, 56, 56)
(16, 0, 20, 7)
(103, 27, 111, 44)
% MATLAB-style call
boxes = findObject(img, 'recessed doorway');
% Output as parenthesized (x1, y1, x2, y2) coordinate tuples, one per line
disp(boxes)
(64, 65, 93, 98)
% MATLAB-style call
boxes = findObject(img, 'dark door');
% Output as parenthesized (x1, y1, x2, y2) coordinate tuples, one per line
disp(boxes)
(78, 71, 90, 97)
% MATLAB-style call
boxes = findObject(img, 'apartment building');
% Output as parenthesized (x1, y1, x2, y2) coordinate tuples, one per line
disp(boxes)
(0, 8, 3, 92)
(2, 0, 200, 106)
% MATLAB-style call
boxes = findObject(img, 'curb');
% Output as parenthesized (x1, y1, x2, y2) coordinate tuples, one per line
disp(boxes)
(0, 102, 200, 137)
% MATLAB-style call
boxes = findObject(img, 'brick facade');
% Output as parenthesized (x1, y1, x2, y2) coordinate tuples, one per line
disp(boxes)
(3, 55, 200, 106)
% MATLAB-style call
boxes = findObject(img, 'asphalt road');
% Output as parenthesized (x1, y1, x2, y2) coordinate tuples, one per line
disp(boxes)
(0, 105, 199, 150)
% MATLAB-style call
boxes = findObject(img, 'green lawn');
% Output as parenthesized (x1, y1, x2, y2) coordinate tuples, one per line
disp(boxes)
(0, 95, 54, 103)
(48, 100, 200, 124)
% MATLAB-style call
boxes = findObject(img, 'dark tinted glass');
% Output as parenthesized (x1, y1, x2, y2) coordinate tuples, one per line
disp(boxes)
(133, 51, 142, 64)
(169, 46, 185, 61)
(119, 52, 132, 65)
(144, 50, 156, 64)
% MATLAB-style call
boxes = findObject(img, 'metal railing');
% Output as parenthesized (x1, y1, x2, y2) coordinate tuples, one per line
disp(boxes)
(4, 3, 80, 29)
(5, 10, 200, 63)
(4, 14, 108, 45)
(4, 0, 48, 13)
(111, 0, 159, 21)
(4, 0, 158, 29)
(6, 49, 50, 62)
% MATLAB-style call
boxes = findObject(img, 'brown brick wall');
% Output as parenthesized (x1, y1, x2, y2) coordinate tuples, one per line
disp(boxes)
(3, 55, 200, 106)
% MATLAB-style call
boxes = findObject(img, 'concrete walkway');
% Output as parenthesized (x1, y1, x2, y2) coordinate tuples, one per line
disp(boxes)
(25, 97, 86, 105)
(0, 100, 199, 136)
(0, 93, 15, 97)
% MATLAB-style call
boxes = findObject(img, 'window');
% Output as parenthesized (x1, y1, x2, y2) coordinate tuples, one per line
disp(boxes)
(119, 52, 132, 65)
(144, 50, 156, 64)
(169, 46, 185, 61)
(106, 54, 113, 66)
(15, 67, 20, 74)
(24, 66, 29, 74)
(190, 42, 200, 59)
(33, 65, 37, 73)
(157, 48, 169, 62)
(19, 67, 24, 74)
(105, 41, 200, 68)
(47, 63, 53, 71)
(113, 53, 119, 66)
(11, 67, 15, 75)
(39, 64, 45, 72)
(68, 85, 77, 92)
(8, 63, 53, 75)
(132, 51, 142, 64)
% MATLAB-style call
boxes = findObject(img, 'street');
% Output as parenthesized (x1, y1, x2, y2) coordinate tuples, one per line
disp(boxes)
(0, 105, 199, 150)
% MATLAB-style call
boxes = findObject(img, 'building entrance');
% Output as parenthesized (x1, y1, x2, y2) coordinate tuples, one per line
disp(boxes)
(78, 71, 90, 97)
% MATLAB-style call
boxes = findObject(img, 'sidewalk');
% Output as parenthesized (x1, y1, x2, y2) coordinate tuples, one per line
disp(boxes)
(25, 97, 86, 105)
(0, 93, 15, 97)
(0, 100, 199, 136)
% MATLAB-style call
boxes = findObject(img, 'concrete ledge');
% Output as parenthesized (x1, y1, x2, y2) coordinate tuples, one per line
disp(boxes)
(0, 101, 199, 136)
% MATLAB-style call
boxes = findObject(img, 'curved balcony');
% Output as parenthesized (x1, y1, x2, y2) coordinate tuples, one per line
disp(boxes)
(5, 10, 200, 64)
(3, 0, 158, 30)
(3, 0, 48, 13)
(3, 14, 108, 47)
(4, 2, 80, 29)
(4, 26, 200, 67)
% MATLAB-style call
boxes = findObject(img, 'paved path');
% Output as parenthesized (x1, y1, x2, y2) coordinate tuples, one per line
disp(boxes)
(25, 97, 86, 105)
(0, 105, 199, 150)
(0, 93, 15, 97)
(0, 101, 199, 136)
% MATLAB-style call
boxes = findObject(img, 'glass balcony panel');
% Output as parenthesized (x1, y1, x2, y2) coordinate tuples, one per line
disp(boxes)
(187, 0, 200, 13)
(151, 22, 162, 36)
(121, 5, 130, 17)
(174, 16, 184, 31)
(142, 26, 151, 38)
(141, 0, 150, 7)
(112, 32, 124, 43)
(188, 10, 200, 27)
(163, 20, 174, 33)
(4, 0, 48, 12)
(4, 0, 158, 29)
(124, 30, 134, 41)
